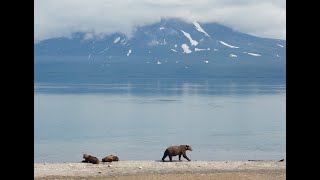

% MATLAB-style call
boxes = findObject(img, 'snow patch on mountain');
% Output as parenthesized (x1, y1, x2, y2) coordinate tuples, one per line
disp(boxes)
(277, 44, 284, 48)
(157, 60, 162, 64)
(181, 44, 192, 53)
(193, 22, 210, 37)
(114, 37, 121, 43)
(99, 47, 109, 54)
(247, 52, 261, 56)
(171, 49, 177, 52)
(181, 30, 198, 46)
(229, 54, 237, 58)
(195, 48, 206, 51)
(219, 41, 239, 48)
(159, 27, 165, 30)
(127, 49, 132, 56)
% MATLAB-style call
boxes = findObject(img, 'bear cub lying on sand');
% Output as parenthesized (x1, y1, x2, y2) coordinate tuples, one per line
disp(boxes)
(82, 154, 100, 164)
(102, 155, 119, 162)
(162, 144, 193, 162)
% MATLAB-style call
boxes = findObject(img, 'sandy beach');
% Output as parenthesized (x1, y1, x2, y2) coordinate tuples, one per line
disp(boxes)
(34, 160, 285, 180)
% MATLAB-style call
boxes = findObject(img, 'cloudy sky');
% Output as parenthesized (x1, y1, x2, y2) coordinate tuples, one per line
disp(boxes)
(34, 0, 286, 43)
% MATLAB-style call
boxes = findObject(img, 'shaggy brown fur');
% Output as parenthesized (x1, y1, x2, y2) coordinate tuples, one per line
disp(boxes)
(162, 144, 193, 162)
(82, 154, 100, 164)
(102, 155, 119, 162)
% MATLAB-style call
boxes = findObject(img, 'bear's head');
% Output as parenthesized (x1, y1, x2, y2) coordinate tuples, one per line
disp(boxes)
(83, 154, 90, 158)
(185, 144, 193, 151)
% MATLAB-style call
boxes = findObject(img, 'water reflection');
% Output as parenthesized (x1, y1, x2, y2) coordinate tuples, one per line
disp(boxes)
(34, 79, 285, 96)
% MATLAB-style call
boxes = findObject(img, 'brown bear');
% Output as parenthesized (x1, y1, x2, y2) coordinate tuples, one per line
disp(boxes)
(102, 155, 119, 162)
(162, 144, 193, 162)
(82, 154, 100, 164)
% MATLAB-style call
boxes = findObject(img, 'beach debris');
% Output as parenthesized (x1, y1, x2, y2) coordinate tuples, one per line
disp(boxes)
(108, 164, 112, 167)
(279, 159, 284, 162)
(102, 155, 119, 162)
(44, 162, 47, 165)
(139, 166, 143, 169)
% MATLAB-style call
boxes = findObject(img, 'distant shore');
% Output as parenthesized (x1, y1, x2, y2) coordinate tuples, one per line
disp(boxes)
(34, 160, 285, 180)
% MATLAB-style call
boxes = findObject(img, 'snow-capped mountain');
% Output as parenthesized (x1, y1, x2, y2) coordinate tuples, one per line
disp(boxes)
(34, 18, 285, 83)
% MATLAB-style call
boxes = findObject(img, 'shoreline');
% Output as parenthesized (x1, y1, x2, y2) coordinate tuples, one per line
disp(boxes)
(35, 160, 285, 180)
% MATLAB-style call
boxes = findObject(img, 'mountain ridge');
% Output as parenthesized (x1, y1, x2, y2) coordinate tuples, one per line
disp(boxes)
(34, 18, 286, 83)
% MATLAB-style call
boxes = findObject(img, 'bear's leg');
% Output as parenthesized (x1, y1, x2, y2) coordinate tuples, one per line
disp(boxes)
(183, 154, 191, 161)
(162, 152, 168, 162)
(169, 155, 172, 162)
(179, 154, 182, 161)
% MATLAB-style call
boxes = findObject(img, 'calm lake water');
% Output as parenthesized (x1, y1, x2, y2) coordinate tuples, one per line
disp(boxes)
(34, 79, 286, 163)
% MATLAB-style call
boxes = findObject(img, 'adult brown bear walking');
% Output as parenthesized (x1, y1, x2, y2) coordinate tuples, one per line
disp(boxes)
(162, 144, 193, 162)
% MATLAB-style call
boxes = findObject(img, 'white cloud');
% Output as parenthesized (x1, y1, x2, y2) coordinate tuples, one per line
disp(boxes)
(34, 0, 286, 43)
